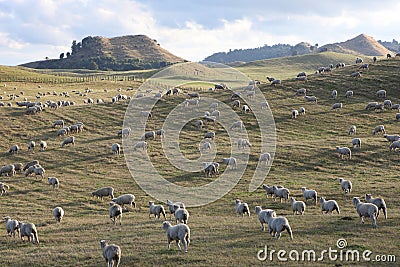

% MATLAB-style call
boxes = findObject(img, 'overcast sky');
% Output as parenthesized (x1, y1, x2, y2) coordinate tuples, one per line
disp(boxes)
(0, 0, 399, 66)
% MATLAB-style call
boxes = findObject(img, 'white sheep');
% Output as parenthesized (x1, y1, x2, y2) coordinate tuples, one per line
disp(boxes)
(211, 110, 220, 119)
(331, 90, 337, 99)
(61, 136, 75, 147)
(384, 99, 392, 109)
(389, 140, 400, 152)
(372, 125, 386, 135)
(229, 121, 243, 130)
(348, 125, 356, 135)
(339, 178, 352, 194)
(141, 131, 155, 141)
(242, 105, 250, 114)
(3, 216, 19, 238)
(162, 221, 190, 253)
(133, 141, 147, 151)
(237, 138, 251, 150)
(53, 207, 64, 223)
(365, 194, 387, 219)
(209, 102, 218, 110)
(383, 134, 400, 142)
(23, 160, 39, 171)
(166, 200, 185, 220)
(232, 99, 240, 108)
(301, 187, 317, 205)
(365, 101, 379, 110)
(0, 164, 16, 177)
(13, 163, 23, 173)
(345, 90, 353, 98)
(8, 145, 19, 154)
(155, 129, 165, 139)
(109, 202, 123, 225)
(319, 197, 340, 214)
(174, 206, 190, 224)
(352, 197, 378, 228)
(376, 90, 386, 98)
(0, 182, 10, 195)
(92, 187, 114, 200)
(291, 109, 299, 119)
(255, 206, 275, 231)
(204, 131, 215, 140)
(330, 103, 342, 111)
(272, 186, 290, 203)
(111, 143, 121, 155)
(336, 146, 351, 160)
(260, 102, 269, 109)
(100, 240, 121, 267)
(298, 107, 305, 115)
(304, 95, 317, 104)
(262, 184, 283, 198)
(200, 142, 211, 151)
(235, 199, 250, 217)
(290, 197, 306, 215)
(18, 221, 39, 244)
(28, 140, 36, 151)
(149, 201, 166, 221)
(222, 157, 237, 169)
(39, 140, 47, 151)
(48, 177, 59, 189)
(118, 127, 131, 137)
(296, 88, 306, 96)
(53, 120, 65, 128)
(352, 138, 361, 149)
(396, 113, 400, 120)
(264, 210, 293, 240)
(25, 165, 45, 179)
(259, 153, 271, 165)
(111, 194, 136, 209)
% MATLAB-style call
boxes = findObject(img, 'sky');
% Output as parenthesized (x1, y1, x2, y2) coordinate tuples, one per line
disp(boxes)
(0, 0, 399, 66)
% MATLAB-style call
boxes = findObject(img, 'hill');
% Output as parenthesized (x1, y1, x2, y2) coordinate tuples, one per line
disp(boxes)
(20, 35, 186, 71)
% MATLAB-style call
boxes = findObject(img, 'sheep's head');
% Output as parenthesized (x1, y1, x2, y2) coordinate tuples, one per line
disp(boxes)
(339, 178, 343, 183)
(100, 240, 109, 249)
(365, 194, 372, 200)
(352, 197, 361, 206)
(319, 197, 325, 204)
(301, 187, 306, 192)
(254, 206, 262, 214)
(3, 216, 10, 222)
(162, 221, 171, 230)
(149, 201, 154, 206)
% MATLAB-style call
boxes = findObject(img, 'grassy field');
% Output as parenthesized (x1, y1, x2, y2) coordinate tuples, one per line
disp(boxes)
(0, 57, 399, 266)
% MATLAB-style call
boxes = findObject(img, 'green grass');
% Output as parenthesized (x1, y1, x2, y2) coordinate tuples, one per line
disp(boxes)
(0, 57, 399, 266)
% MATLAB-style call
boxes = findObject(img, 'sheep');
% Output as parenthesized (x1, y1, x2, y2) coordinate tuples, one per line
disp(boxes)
(149, 201, 166, 221)
(246, 90, 255, 98)
(140, 111, 152, 120)
(330, 103, 342, 111)
(352, 197, 378, 228)
(383, 134, 400, 142)
(196, 120, 203, 130)
(100, 240, 121, 267)
(237, 138, 252, 150)
(271, 79, 281, 85)
(24, 165, 45, 179)
(141, 131, 155, 141)
(372, 125, 386, 135)
(53, 120, 64, 128)
(272, 186, 290, 203)
(389, 140, 400, 152)
(111, 194, 136, 209)
(211, 110, 220, 119)
(319, 197, 340, 214)
(27, 140, 35, 151)
(23, 160, 39, 171)
(255, 206, 275, 231)
(383, 99, 392, 109)
(365, 101, 379, 110)
(56, 128, 68, 137)
(117, 127, 131, 137)
(235, 199, 250, 217)
(298, 107, 305, 115)
(338, 178, 352, 195)
(331, 90, 337, 99)
(348, 125, 356, 135)
(61, 136, 75, 147)
(204, 131, 215, 140)
(155, 129, 165, 139)
(290, 197, 306, 215)
(8, 145, 19, 154)
(203, 163, 218, 177)
(266, 76, 275, 82)
(396, 113, 400, 120)
(264, 210, 293, 240)
(111, 143, 121, 156)
(260, 102, 269, 109)
(350, 71, 361, 78)
(0, 183, 10, 195)
(374, 103, 384, 112)
(109, 202, 123, 225)
(133, 141, 147, 152)
(356, 57, 363, 64)
(301, 187, 317, 205)
(188, 92, 200, 99)
(304, 95, 317, 104)
(39, 140, 47, 151)
(12, 163, 23, 173)
(3, 216, 19, 238)
(291, 109, 299, 119)
(351, 138, 361, 149)
(391, 104, 400, 110)
(376, 90, 386, 98)
(174, 206, 190, 224)
(200, 142, 211, 151)
(209, 102, 218, 110)
(296, 88, 306, 96)
(162, 221, 190, 253)
(336, 146, 351, 160)
(48, 177, 59, 189)
(242, 104, 250, 114)
(229, 121, 243, 130)
(262, 184, 283, 198)
(365, 194, 387, 219)
(345, 90, 353, 98)
(203, 116, 216, 125)
(92, 187, 115, 200)
(18, 221, 39, 244)
(232, 99, 240, 108)
(359, 63, 369, 70)
(259, 153, 271, 165)
(53, 207, 64, 223)
(0, 164, 16, 177)
(166, 200, 185, 220)
(222, 157, 237, 169)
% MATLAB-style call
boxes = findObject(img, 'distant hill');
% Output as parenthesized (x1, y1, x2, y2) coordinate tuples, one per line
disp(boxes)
(378, 39, 399, 53)
(20, 35, 186, 71)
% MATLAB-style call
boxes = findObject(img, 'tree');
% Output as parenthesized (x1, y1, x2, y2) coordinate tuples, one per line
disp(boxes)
(71, 40, 77, 54)
(66, 52, 71, 58)
(59, 53, 64, 59)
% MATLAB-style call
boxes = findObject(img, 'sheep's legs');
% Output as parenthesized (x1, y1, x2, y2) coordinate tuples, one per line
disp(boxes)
(176, 240, 181, 251)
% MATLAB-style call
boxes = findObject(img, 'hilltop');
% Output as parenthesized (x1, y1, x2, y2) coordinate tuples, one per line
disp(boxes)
(20, 35, 186, 71)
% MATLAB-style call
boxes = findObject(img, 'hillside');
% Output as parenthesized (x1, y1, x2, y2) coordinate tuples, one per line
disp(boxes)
(0, 58, 399, 266)
(20, 35, 186, 71)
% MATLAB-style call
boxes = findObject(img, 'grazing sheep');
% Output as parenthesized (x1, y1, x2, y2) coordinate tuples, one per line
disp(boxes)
(396, 113, 400, 120)
(345, 90, 353, 98)
(235, 199, 250, 217)
(352, 197, 378, 228)
(48, 177, 59, 189)
(351, 138, 361, 149)
(230, 121, 243, 130)
(348, 125, 356, 135)
(255, 206, 275, 231)
(0, 164, 16, 177)
(12, 163, 23, 173)
(298, 107, 305, 115)
(232, 99, 240, 108)
(209, 102, 218, 110)
(383, 134, 400, 142)
(28, 141, 36, 151)
(18, 221, 39, 244)
(383, 99, 392, 109)
(301, 187, 317, 205)
(319, 197, 340, 214)
(166, 200, 185, 220)
(211, 110, 220, 119)
(8, 145, 19, 154)
(141, 131, 155, 141)
(162, 221, 190, 253)
(365, 194, 387, 219)
(260, 102, 269, 109)
(149, 201, 166, 221)
(391, 104, 400, 111)
(39, 141, 47, 151)
(3, 216, 19, 238)
(109, 202, 123, 225)
(376, 90, 386, 98)
(100, 240, 121, 267)
(117, 127, 131, 137)
(365, 101, 379, 110)
(222, 157, 237, 169)
(132, 141, 147, 152)
(204, 131, 215, 140)
(23, 160, 39, 171)
(242, 105, 250, 113)
(356, 57, 363, 64)
(200, 142, 211, 151)
(290, 197, 306, 215)
(111, 194, 136, 209)
(389, 140, 400, 152)
(304, 95, 317, 104)
(53, 207, 64, 223)
(264, 210, 293, 240)
(359, 63, 369, 70)
(0, 182, 10, 195)
(291, 109, 299, 119)
(203, 163, 218, 177)
(155, 129, 165, 139)
(271, 79, 281, 85)
(61, 136, 75, 147)
(266, 76, 275, 82)
(56, 128, 68, 137)
(272, 186, 290, 203)
(53, 120, 64, 128)
(92, 187, 115, 200)
(111, 143, 121, 156)
(350, 71, 361, 78)
(372, 125, 386, 135)
(330, 103, 342, 111)
(331, 90, 337, 99)
(237, 138, 252, 150)
(296, 88, 307, 96)
(259, 153, 271, 165)
(339, 178, 352, 194)
(24, 165, 45, 179)
(188, 92, 200, 99)
(336, 146, 351, 160)
(174, 206, 190, 224)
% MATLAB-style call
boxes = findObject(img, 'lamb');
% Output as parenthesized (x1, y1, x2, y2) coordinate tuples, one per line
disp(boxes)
(237, 138, 252, 150)
(235, 199, 250, 217)
(372, 125, 386, 135)
(383, 99, 392, 109)
(262, 184, 283, 198)
(141, 131, 155, 141)
(301, 187, 317, 205)
(109, 202, 123, 225)
(330, 103, 342, 111)
(61, 136, 75, 147)
(100, 240, 121, 267)
(345, 90, 353, 98)
(204, 131, 215, 140)
(232, 99, 240, 108)
(149, 201, 166, 221)
(53, 119, 64, 128)
(304, 95, 317, 104)
(0, 182, 10, 195)
(376, 90, 386, 98)
(23, 160, 39, 171)
(92, 187, 115, 200)
(188, 92, 200, 99)
(174, 206, 190, 224)
(12, 163, 23, 173)
(242, 105, 250, 113)
(8, 144, 19, 154)
(348, 125, 356, 135)
(365, 101, 379, 110)
(336, 146, 351, 160)
(352, 197, 378, 228)
(331, 90, 337, 99)
(319, 197, 340, 214)
(351, 138, 361, 149)
(166, 200, 185, 220)
(18, 221, 39, 244)
(296, 88, 306, 96)
(264, 210, 293, 240)
(133, 141, 147, 151)
(53, 207, 64, 223)
(111, 194, 136, 209)
(111, 143, 121, 155)
(48, 177, 59, 189)
(350, 72, 361, 78)
(229, 121, 243, 130)
(56, 128, 68, 137)
(259, 153, 271, 165)
(290, 197, 306, 215)
(118, 127, 131, 137)
(255, 206, 275, 231)
(338, 178, 352, 194)
(272, 186, 290, 203)
(162, 221, 190, 253)
(39, 140, 47, 151)
(389, 140, 400, 152)
(155, 129, 165, 139)
(365, 194, 387, 219)
(383, 134, 400, 142)
(211, 110, 220, 119)
(0, 164, 16, 177)
(196, 120, 203, 130)
(291, 109, 299, 119)
(3, 216, 19, 238)
(28, 140, 36, 151)
(391, 104, 400, 111)
(298, 107, 305, 115)
(204, 163, 218, 177)
(222, 157, 237, 169)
